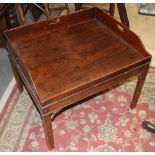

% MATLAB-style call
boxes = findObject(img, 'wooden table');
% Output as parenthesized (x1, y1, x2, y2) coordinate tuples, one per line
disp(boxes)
(5, 8, 151, 150)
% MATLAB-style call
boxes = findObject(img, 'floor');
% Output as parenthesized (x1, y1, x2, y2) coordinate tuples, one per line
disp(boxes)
(0, 48, 13, 99)
(0, 3, 155, 112)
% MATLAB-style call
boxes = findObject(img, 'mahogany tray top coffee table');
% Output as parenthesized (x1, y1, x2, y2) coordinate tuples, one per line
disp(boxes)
(5, 7, 151, 150)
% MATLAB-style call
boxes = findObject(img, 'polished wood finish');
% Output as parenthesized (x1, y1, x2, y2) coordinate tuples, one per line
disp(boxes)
(5, 8, 151, 150)
(8, 54, 23, 93)
(131, 69, 148, 109)
(75, 3, 129, 27)
(42, 114, 55, 150)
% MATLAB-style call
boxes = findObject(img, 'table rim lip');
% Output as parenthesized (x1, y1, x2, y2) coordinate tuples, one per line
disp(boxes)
(42, 61, 150, 113)
(7, 48, 151, 109)
(4, 7, 152, 107)
(6, 37, 151, 107)
(6, 36, 151, 103)
(41, 58, 151, 105)
(5, 43, 151, 107)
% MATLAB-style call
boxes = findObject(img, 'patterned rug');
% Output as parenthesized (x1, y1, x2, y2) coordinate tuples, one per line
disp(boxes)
(0, 67, 155, 152)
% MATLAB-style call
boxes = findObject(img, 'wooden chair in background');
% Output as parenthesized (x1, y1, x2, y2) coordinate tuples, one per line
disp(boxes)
(75, 3, 130, 28)
(16, 3, 70, 25)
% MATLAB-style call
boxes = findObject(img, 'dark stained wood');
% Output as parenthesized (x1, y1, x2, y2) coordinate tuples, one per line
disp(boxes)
(0, 14, 6, 47)
(5, 7, 151, 150)
(117, 3, 129, 27)
(8, 54, 23, 93)
(42, 114, 55, 150)
(6, 20, 146, 105)
(3, 4, 19, 29)
(0, 4, 19, 47)
(130, 69, 148, 109)
(75, 3, 83, 11)
(74, 3, 129, 27)
(109, 3, 115, 17)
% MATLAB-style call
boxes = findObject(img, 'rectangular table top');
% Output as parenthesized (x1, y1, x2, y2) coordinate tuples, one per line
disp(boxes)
(5, 8, 151, 106)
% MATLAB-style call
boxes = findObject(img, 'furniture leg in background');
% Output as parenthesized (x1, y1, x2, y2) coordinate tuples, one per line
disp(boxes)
(0, 4, 19, 47)
(117, 3, 129, 27)
(16, 3, 70, 25)
(75, 3, 83, 11)
(3, 4, 19, 29)
(109, 3, 115, 17)
(75, 3, 130, 27)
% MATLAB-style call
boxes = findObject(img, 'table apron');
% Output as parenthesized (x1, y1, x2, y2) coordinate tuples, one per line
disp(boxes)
(42, 62, 150, 116)
(8, 52, 43, 113)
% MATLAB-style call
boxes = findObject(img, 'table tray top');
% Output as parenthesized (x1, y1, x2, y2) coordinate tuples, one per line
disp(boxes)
(5, 7, 151, 106)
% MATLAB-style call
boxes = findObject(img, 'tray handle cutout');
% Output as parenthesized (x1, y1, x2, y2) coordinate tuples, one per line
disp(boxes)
(48, 18, 60, 25)
(117, 24, 125, 32)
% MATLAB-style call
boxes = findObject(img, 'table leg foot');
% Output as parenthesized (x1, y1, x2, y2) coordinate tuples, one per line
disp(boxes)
(130, 70, 148, 109)
(42, 114, 55, 150)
